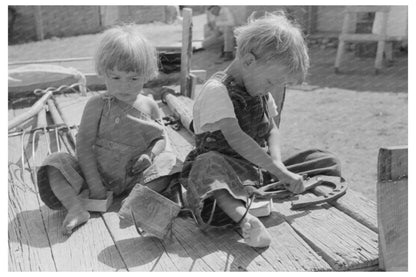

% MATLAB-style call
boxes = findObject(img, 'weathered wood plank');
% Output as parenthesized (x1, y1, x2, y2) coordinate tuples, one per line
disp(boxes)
(180, 8, 193, 97)
(273, 193, 379, 271)
(314, 184, 377, 233)
(8, 108, 56, 271)
(25, 107, 126, 271)
(377, 146, 408, 271)
(377, 180, 407, 271)
(255, 213, 332, 271)
(378, 146, 408, 181)
(101, 201, 209, 271)
(171, 217, 276, 271)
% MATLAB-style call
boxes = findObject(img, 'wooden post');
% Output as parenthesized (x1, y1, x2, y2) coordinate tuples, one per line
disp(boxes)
(374, 10, 388, 74)
(334, 9, 350, 73)
(34, 6, 44, 41)
(307, 6, 318, 35)
(180, 8, 193, 97)
(377, 146, 408, 271)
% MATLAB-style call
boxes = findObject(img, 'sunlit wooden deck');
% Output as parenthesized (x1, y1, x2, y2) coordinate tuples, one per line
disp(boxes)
(8, 91, 380, 271)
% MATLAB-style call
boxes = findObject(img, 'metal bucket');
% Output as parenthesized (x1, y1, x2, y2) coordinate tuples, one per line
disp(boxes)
(126, 184, 181, 239)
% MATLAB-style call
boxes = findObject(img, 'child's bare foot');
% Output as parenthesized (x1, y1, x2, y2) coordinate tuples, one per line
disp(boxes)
(240, 215, 271, 248)
(62, 207, 90, 235)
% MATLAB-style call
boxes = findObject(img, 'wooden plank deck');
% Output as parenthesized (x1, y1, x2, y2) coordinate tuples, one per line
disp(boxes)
(8, 91, 380, 271)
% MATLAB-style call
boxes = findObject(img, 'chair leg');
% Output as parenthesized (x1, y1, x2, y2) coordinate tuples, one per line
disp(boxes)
(384, 41, 394, 66)
(334, 39, 345, 73)
(375, 40, 386, 74)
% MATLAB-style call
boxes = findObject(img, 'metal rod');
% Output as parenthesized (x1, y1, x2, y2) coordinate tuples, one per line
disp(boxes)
(8, 91, 53, 130)
(47, 99, 76, 156)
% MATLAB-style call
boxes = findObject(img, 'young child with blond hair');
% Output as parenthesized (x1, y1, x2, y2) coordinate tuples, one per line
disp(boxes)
(37, 25, 182, 235)
(181, 11, 341, 248)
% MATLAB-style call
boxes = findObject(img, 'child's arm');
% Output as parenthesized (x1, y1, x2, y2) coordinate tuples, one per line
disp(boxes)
(127, 98, 170, 175)
(267, 120, 304, 193)
(219, 118, 304, 193)
(267, 120, 284, 164)
(76, 96, 107, 199)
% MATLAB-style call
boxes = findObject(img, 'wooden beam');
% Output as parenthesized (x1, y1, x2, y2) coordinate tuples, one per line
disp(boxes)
(339, 33, 387, 42)
(346, 6, 390, 13)
(377, 146, 408, 271)
(180, 8, 193, 97)
(377, 146, 408, 181)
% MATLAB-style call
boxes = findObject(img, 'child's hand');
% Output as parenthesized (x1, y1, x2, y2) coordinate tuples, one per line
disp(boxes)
(89, 186, 108, 200)
(278, 170, 305, 194)
(128, 154, 152, 175)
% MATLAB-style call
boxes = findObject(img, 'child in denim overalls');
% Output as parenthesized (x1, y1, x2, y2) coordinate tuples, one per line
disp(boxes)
(181, 12, 341, 248)
(37, 25, 182, 235)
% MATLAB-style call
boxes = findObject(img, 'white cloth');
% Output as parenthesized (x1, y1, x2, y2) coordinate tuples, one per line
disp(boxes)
(193, 78, 278, 135)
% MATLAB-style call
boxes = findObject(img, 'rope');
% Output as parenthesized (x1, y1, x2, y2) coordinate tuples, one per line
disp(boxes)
(33, 82, 87, 96)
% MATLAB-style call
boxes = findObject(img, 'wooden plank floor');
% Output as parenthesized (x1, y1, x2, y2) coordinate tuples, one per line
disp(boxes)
(8, 91, 379, 271)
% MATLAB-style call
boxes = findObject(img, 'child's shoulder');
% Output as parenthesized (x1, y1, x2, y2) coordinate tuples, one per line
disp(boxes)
(84, 94, 106, 110)
(200, 76, 228, 96)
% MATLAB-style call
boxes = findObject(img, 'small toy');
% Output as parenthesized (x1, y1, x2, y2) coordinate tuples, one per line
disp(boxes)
(78, 190, 114, 212)
(248, 198, 273, 217)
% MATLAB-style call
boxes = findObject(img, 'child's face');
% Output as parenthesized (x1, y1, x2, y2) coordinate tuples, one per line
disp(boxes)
(241, 56, 301, 97)
(104, 69, 146, 102)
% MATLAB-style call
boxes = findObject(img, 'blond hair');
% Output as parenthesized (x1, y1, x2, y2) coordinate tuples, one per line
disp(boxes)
(95, 24, 158, 81)
(234, 11, 310, 82)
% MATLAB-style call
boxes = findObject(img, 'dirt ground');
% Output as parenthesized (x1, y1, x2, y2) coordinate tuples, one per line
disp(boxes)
(8, 14, 408, 201)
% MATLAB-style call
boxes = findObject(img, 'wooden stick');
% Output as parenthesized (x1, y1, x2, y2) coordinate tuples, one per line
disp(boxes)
(8, 91, 53, 130)
(162, 92, 194, 133)
(180, 8, 193, 97)
(46, 98, 76, 156)
(52, 97, 77, 145)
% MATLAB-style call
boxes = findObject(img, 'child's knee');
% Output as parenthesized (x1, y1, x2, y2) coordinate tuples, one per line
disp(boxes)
(47, 166, 66, 184)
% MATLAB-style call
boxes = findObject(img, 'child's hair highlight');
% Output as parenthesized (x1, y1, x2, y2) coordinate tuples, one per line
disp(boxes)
(234, 11, 310, 82)
(95, 24, 158, 81)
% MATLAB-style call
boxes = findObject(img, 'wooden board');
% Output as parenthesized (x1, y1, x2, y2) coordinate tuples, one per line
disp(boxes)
(314, 185, 377, 233)
(272, 193, 379, 271)
(101, 200, 195, 271)
(254, 213, 332, 271)
(8, 108, 56, 271)
(377, 146, 408, 271)
(8, 91, 382, 271)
